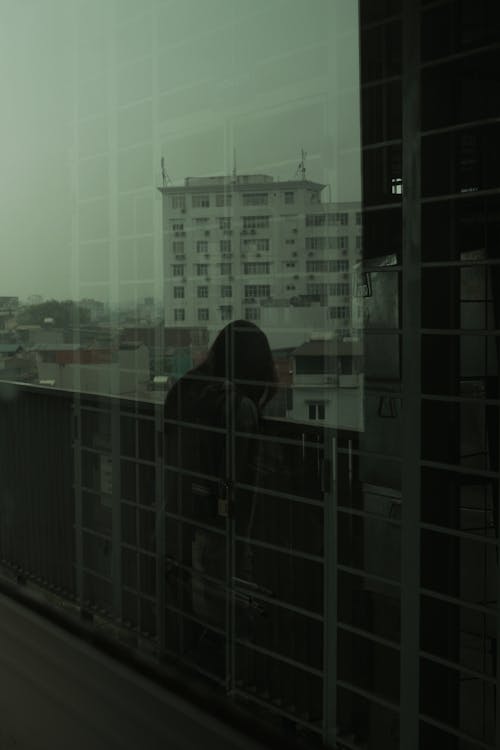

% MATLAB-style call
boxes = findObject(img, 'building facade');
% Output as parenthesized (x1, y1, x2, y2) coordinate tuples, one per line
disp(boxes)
(160, 175, 361, 342)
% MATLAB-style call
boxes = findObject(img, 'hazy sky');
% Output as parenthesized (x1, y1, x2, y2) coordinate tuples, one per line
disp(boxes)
(0, 0, 360, 302)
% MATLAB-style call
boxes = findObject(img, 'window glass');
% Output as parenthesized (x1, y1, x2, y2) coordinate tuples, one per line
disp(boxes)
(5, 3, 494, 750)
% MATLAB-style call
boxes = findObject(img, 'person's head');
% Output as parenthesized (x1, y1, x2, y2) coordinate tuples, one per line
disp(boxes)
(204, 320, 277, 407)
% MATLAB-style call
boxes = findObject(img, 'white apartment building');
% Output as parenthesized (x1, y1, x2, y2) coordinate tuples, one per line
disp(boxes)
(159, 174, 361, 341)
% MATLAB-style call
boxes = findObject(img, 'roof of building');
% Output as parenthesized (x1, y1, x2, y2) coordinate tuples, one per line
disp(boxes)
(0, 343, 23, 354)
(31, 343, 82, 352)
(159, 176, 326, 194)
(292, 340, 363, 357)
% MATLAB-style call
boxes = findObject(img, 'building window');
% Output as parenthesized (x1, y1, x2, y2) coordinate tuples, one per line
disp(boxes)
(285, 239, 295, 245)
(244, 285, 270, 299)
(220, 240, 231, 253)
(356, 212, 362, 225)
(196, 240, 208, 253)
(220, 262, 231, 275)
(192, 194, 210, 208)
(245, 308, 260, 321)
(216, 193, 232, 207)
(329, 282, 350, 296)
(173, 286, 184, 299)
(306, 214, 325, 227)
(307, 283, 327, 295)
(329, 306, 349, 320)
(171, 222, 184, 231)
(243, 215, 269, 230)
(196, 264, 208, 276)
(220, 305, 232, 321)
(172, 264, 184, 276)
(174, 309, 185, 322)
(391, 177, 403, 195)
(306, 236, 348, 250)
(242, 238, 270, 251)
(244, 262, 270, 275)
(194, 217, 209, 226)
(197, 286, 208, 298)
(284, 191, 295, 204)
(242, 193, 268, 206)
(305, 213, 349, 227)
(221, 285, 232, 298)
(171, 195, 185, 210)
(308, 402, 325, 420)
(197, 308, 209, 321)
(306, 260, 349, 272)
(218, 217, 231, 230)
(356, 235, 363, 250)
(172, 241, 184, 254)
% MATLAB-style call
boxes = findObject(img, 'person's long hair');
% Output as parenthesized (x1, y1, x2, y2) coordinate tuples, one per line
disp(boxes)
(189, 320, 277, 409)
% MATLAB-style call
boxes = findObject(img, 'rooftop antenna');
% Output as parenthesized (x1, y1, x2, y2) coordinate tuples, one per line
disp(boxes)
(160, 157, 172, 187)
(296, 148, 307, 180)
(232, 148, 237, 183)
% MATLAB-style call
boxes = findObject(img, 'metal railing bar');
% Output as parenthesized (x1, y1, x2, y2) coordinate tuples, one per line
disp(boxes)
(420, 650, 497, 686)
(420, 460, 500, 481)
(420, 522, 498, 546)
(231, 689, 322, 734)
(420, 588, 497, 616)
(336, 680, 400, 713)
(420, 41, 500, 69)
(422, 187, 500, 205)
(337, 506, 402, 527)
(164, 601, 226, 636)
(235, 638, 323, 678)
(234, 535, 323, 564)
(422, 393, 500, 407)
(419, 714, 496, 750)
(164, 511, 226, 536)
(337, 622, 401, 651)
(337, 564, 401, 589)
(233, 482, 324, 509)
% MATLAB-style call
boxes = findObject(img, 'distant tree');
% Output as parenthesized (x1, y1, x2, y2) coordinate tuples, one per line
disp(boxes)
(18, 300, 91, 328)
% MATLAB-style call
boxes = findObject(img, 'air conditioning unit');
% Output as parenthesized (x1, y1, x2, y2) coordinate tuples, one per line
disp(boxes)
(205, 230, 210, 236)
(292, 252, 298, 257)
(293, 275, 300, 280)
(293, 228, 298, 233)
(181, 209, 186, 213)
(241, 229, 248, 235)
(251, 229, 256, 234)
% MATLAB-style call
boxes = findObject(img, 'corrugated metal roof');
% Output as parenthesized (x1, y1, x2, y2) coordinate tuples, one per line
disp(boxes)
(292, 340, 363, 357)
(31, 343, 81, 351)
(0, 344, 23, 354)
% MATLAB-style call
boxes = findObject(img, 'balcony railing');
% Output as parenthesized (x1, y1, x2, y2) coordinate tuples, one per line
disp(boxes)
(0, 379, 342, 746)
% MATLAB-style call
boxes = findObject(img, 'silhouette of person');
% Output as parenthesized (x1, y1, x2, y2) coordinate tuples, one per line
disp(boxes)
(164, 320, 276, 638)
